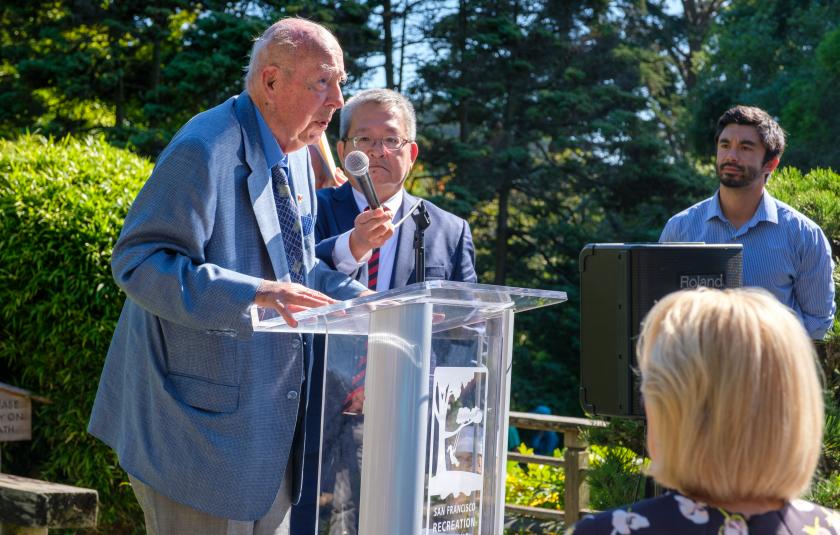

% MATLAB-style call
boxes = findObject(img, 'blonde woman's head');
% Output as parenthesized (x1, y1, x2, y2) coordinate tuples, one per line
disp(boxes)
(637, 287, 823, 502)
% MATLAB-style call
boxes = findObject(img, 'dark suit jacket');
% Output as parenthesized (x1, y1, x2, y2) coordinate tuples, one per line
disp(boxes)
(314, 181, 477, 285)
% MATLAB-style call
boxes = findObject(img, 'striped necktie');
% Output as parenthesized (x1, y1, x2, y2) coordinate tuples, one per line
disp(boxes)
(271, 164, 305, 284)
(368, 247, 380, 290)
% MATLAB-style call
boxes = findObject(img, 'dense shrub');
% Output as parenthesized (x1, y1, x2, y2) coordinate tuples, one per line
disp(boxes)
(0, 134, 151, 533)
(585, 444, 646, 511)
(769, 167, 840, 253)
(505, 445, 566, 512)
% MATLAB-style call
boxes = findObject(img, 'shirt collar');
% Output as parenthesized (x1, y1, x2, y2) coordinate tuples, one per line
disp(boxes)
(756, 189, 779, 224)
(707, 189, 779, 226)
(352, 187, 404, 216)
(254, 105, 288, 171)
(704, 191, 725, 222)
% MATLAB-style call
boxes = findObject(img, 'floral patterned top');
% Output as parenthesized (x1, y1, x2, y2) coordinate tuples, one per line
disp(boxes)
(567, 492, 840, 534)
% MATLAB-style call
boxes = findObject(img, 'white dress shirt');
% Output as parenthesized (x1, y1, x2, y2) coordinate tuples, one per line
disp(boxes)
(332, 188, 404, 291)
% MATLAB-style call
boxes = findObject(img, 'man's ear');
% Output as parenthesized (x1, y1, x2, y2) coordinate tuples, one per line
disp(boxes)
(336, 138, 347, 164)
(409, 141, 419, 163)
(261, 66, 280, 93)
(763, 156, 780, 181)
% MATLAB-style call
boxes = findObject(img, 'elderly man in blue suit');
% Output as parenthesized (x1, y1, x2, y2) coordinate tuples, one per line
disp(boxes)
(290, 88, 476, 533)
(88, 19, 368, 535)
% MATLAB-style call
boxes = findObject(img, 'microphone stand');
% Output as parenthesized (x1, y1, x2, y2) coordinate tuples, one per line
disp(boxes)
(411, 201, 431, 283)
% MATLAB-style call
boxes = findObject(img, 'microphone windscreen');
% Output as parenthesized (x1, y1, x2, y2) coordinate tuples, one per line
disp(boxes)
(344, 151, 369, 176)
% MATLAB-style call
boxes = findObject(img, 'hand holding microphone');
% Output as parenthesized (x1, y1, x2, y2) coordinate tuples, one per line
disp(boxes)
(344, 151, 393, 260)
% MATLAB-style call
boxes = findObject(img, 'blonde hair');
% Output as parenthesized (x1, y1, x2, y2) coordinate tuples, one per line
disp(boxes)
(637, 287, 823, 502)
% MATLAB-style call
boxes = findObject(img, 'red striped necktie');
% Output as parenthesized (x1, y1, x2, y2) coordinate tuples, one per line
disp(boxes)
(368, 247, 380, 290)
(362, 206, 382, 290)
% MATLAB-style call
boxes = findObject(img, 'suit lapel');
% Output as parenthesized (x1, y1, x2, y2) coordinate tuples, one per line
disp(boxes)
(391, 192, 417, 288)
(237, 92, 288, 281)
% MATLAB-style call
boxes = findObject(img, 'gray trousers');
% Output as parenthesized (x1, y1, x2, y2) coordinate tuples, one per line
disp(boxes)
(129, 471, 291, 535)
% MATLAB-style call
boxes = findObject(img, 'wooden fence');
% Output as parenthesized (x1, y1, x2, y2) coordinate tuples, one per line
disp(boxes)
(504, 411, 607, 526)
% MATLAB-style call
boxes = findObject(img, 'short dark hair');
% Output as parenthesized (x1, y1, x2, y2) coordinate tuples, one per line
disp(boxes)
(714, 105, 786, 163)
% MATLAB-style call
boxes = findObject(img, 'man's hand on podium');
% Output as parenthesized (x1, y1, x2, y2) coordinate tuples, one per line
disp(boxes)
(255, 281, 337, 328)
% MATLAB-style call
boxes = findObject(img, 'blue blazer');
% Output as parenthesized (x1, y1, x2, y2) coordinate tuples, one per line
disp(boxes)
(88, 92, 365, 521)
(314, 182, 477, 286)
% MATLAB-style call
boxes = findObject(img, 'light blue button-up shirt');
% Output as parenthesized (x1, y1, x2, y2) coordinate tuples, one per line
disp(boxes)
(660, 190, 836, 338)
(254, 105, 289, 175)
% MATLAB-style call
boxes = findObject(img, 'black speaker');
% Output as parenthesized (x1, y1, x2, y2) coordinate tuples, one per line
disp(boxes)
(579, 243, 743, 418)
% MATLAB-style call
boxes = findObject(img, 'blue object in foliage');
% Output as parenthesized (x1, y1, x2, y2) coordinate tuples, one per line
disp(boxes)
(530, 405, 560, 455)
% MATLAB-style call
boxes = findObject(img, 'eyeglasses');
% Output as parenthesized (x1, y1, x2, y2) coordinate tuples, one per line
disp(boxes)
(343, 136, 412, 152)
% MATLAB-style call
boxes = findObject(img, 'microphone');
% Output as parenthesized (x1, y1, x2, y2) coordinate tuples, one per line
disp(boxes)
(343, 151, 381, 209)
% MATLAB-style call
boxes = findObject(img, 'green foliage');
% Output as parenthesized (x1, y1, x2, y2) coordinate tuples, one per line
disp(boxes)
(768, 167, 840, 254)
(504, 444, 565, 534)
(0, 134, 151, 533)
(587, 444, 647, 511)
(584, 418, 647, 460)
(504, 442, 646, 530)
(0, 1, 380, 156)
(506, 444, 566, 511)
(808, 473, 840, 510)
(821, 398, 840, 476)
(582, 418, 649, 509)
(781, 26, 840, 168)
(687, 1, 840, 170)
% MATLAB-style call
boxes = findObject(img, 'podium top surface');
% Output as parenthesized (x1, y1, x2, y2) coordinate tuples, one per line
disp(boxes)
(251, 280, 567, 334)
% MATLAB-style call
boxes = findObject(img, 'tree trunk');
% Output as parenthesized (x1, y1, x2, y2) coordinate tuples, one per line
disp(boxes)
(114, 54, 125, 128)
(151, 37, 161, 97)
(383, 0, 395, 89)
(457, 0, 469, 142)
(397, 0, 408, 92)
(494, 183, 510, 285)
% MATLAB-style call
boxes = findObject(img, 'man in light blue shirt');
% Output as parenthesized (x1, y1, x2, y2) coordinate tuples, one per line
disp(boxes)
(660, 105, 835, 339)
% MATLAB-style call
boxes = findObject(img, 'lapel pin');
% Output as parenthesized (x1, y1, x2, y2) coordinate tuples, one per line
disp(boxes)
(297, 193, 303, 203)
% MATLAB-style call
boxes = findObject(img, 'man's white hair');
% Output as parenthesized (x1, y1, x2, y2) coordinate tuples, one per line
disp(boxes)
(244, 18, 338, 92)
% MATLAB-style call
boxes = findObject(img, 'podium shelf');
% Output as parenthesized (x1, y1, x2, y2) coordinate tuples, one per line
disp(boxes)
(250, 280, 567, 334)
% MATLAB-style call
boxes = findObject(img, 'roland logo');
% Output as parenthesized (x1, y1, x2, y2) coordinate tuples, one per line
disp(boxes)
(680, 273, 724, 289)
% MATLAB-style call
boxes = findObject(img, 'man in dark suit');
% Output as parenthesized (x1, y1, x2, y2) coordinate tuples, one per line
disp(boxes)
(88, 19, 367, 535)
(315, 89, 476, 287)
(290, 88, 477, 533)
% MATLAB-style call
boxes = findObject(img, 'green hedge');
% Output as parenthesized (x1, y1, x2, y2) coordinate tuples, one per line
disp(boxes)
(0, 134, 151, 533)
(769, 167, 840, 253)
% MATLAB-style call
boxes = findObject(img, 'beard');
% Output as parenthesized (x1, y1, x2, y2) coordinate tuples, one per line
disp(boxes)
(717, 162, 762, 188)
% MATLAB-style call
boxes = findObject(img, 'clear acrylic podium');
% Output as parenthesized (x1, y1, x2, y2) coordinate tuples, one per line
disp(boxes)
(252, 281, 566, 534)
